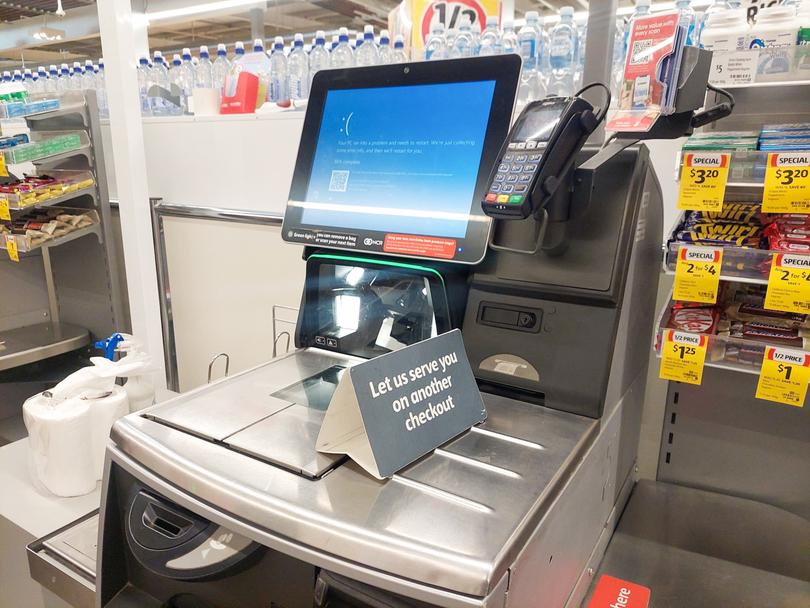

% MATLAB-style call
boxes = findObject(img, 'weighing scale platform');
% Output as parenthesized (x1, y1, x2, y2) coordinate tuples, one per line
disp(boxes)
(112, 347, 598, 599)
(581, 480, 810, 607)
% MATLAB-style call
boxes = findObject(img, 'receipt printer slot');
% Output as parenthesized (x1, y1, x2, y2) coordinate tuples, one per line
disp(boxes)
(479, 302, 541, 332)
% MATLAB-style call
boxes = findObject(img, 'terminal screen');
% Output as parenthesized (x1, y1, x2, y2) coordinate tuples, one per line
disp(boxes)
(301, 81, 497, 239)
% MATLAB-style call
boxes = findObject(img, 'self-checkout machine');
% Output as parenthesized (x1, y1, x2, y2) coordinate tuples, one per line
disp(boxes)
(20, 38, 734, 608)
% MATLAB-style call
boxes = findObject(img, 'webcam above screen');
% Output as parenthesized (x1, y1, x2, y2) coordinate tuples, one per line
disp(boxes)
(282, 55, 521, 264)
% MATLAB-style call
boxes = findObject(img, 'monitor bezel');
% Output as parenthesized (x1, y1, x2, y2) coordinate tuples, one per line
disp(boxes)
(281, 55, 521, 265)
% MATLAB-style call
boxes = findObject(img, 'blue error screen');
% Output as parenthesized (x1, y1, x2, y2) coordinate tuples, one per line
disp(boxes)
(302, 81, 496, 238)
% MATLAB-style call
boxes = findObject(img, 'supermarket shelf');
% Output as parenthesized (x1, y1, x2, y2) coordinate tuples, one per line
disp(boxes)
(2, 224, 102, 257)
(0, 321, 89, 372)
(5, 185, 96, 215)
(663, 242, 774, 285)
(662, 267, 770, 286)
(29, 144, 92, 167)
(720, 79, 810, 90)
(24, 101, 87, 122)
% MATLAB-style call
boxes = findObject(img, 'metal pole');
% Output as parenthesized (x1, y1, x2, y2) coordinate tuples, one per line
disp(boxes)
(97, 0, 168, 389)
(250, 7, 266, 42)
(582, 0, 618, 144)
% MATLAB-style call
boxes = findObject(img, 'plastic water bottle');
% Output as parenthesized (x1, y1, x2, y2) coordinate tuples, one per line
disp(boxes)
(176, 48, 196, 111)
(45, 65, 58, 93)
(96, 59, 108, 118)
(2, 71, 9, 84)
(519, 11, 542, 71)
(22, 69, 33, 93)
(478, 16, 502, 56)
(452, 15, 476, 58)
(195, 45, 213, 89)
(356, 25, 380, 66)
(331, 35, 339, 52)
(624, 0, 652, 60)
(253, 38, 265, 54)
(12, 69, 21, 84)
(269, 36, 289, 103)
(82, 59, 96, 90)
(392, 35, 408, 63)
(696, 0, 730, 46)
(37, 67, 48, 92)
(539, 16, 552, 71)
(234, 41, 246, 61)
(212, 43, 230, 92)
(377, 30, 394, 64)
(331, 27, 355, 68)
(548, 6, 577, 97)
(56, 64, 70, 93)
(500, 21, 519, 55)
(309, 31, 330, 86)
(69, 61, 83, 90)
(424, 21, 447, 60)
(676, 0, 697, 46)
(154, 51, 176, 115)
(574, 18, 587, 89)
(137, 56, 152, 115)
(288, 33, 309, 100)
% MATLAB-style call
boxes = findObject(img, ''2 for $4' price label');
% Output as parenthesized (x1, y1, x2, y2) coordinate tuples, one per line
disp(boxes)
(674, 245, 722, 303)
(765, 253, 810, 314)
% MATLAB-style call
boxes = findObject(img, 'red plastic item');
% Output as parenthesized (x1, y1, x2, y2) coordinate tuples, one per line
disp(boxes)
(220, 71, 259, 114)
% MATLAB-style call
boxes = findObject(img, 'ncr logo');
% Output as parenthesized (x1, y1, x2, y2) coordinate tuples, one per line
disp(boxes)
(588, 575, 651, 608)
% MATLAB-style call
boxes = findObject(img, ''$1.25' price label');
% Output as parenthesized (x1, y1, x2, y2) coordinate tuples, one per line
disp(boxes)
(756, 347, 810, 407)
(659, 330, 708, 385)
(677, 152, 730, 212)
(765, 253, 810, 314)
(763, 152, 810, 213)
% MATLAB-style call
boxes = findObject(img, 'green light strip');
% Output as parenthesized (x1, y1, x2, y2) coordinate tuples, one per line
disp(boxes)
(308, 253, 446, 286)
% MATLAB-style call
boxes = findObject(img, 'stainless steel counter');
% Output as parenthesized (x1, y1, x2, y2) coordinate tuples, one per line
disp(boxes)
(110, 347, 597, 600)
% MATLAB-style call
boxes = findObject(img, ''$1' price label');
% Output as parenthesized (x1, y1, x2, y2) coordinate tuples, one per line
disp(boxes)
(756, 347, 810, 407)
(763, 152, 810, 213)
(674, 245, 722, 303)
(659, 330, 708, 385)
(765, 253, 810, 314)
(677, 152, 730, 212)
(4, 234, 19, 262)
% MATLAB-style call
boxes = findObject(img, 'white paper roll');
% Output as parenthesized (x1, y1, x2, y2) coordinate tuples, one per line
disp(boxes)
(23, 394, 96, 497)
(85, 386, 129, 479)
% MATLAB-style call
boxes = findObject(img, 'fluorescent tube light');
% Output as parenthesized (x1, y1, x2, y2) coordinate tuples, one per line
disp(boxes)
(146, 0, 265, 23)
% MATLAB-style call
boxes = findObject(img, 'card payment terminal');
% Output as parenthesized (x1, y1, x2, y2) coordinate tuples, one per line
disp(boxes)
(482, 95, 600, 220)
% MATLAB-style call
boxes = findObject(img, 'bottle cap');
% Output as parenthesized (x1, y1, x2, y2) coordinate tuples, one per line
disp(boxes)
(200, 45, 209, 54)
(364, 24, 374, 39)
(153, 50, 162, 58)
(24, 68, 31, 75)
(73, 61, 81, 68)
(525, 10, 539, 20)
(294, 33, 304, 43)
(486, 15, 499, 26)
(235, 41, 245, 50)
(560, 6, 575, 16)
(316, 30, 325, 40)
(503, 20, 513, 29)
(380, 29, 390, 43)
(217, 43, 227, 53)
(173, 54, 181, 62)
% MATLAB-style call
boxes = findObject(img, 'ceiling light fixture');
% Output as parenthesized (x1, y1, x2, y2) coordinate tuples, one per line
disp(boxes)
(55, 0, 66, 18)
(31, 26, 65, 42)
(145, 0, 267, 23)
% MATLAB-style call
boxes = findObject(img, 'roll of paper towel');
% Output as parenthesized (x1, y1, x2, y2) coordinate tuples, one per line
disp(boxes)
(23, 394, 96, 497)
(87, 386, 128, 476)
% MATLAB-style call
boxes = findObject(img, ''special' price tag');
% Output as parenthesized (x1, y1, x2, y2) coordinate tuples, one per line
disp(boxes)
(674, 245, 723, 303)
(4, 234, 19, 262)
(756, 347, 809, 407)
(0, 199, 9, 221)
(763, 152, 810, 213)
(0, 155, 7, 178)
(765, 253, 810, 314)
(659, 330, 708, 385)
(677, 152, 730, 212)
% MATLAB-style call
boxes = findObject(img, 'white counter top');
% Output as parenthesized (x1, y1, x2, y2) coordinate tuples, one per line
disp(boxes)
(0, 439, 100, 539)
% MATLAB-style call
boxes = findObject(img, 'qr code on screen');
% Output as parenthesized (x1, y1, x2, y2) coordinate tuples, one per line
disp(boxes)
(629, 39, 654, 65)
(329, 170, 350, 192)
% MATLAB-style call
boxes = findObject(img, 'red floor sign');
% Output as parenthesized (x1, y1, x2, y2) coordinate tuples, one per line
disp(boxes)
(587, 575, 650, 608)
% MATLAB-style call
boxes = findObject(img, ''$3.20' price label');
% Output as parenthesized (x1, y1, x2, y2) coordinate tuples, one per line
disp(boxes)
(763, 152, 810, 213)
(756, 347, 810, 407)
(659, 330, 708, 385)
(677, 153, 730, 212)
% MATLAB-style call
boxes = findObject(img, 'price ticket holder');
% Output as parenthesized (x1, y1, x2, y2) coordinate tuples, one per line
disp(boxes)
(484, 47, 732, 257)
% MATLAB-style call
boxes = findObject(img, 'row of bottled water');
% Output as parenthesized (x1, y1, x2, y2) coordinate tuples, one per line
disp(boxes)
(138, 27, 409, 115)
(6, 60, 108, 116)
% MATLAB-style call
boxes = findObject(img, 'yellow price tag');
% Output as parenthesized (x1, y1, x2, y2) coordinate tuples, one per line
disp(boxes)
(0, 155, 7, 178)
(762, 152, 810, 213)
(4, 234, 19, 262)
(677, 152, 730, 212)
(765, 253, 810, 314)
(659, 330, 708, 385)
(673, 245, 723, 303)
(756, 347, 809, 407)
(0, 199, 9, 221)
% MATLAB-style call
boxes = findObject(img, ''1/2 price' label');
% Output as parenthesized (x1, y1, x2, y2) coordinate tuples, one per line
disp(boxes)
(765, 253, 810, 314)
(677, 152, 730, 212)
(660, 330, 708, 385)
(763, 152, 810, 213)
(0, 199, 9, 221)
(756, 347, 809, 407)
(674, 245, 723, 303)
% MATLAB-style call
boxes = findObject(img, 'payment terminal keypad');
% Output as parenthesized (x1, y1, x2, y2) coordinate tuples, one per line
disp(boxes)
(483, 143, 545, 213)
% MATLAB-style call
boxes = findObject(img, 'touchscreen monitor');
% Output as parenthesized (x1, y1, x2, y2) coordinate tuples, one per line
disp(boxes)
(282, 56, 520, 264)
